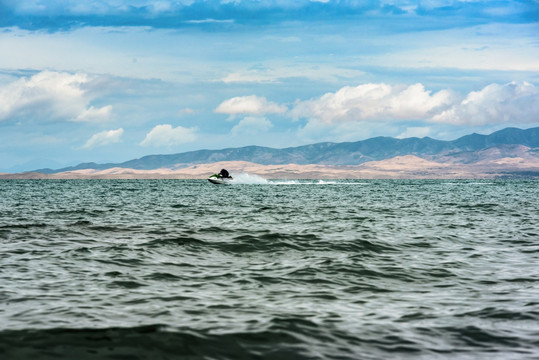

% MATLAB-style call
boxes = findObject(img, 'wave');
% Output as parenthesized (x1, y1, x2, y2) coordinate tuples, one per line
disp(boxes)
(0, 323, 333, 360)
(2, 179, 538, 360)
(2, 320, 537, 360)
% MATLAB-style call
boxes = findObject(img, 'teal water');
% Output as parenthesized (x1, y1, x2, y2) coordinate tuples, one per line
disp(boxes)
(1, 179, 538, 359)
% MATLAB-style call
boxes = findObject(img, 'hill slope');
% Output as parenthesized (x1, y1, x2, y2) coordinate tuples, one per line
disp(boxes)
(36, 127, 538, 173)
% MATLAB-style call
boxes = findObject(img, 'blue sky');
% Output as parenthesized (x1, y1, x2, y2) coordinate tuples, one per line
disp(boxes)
(0, 0, 538, 171)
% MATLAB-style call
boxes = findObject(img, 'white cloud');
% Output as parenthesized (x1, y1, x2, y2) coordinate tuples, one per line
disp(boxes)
(81, 128, 123, 149)
(0, 71, 112, 123)
(291, 83, 455, 123)
(215, 95, 287, 116)
(431, 81, 539, 126)
(231, 117, 273, 136)
(291, 81, 539, 143)
(140, 124, 197, 147)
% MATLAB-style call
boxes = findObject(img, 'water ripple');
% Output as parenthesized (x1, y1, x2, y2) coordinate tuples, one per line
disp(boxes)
(0, 179, 538, 359)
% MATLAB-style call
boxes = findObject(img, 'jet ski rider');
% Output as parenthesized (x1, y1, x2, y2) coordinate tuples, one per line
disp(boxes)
(219, 168, 232, 179)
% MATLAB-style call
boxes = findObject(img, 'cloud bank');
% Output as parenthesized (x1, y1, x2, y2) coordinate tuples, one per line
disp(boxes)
(291, 83, 456, 123)
(0, 71, 112, 123)
(431, 81, 539, 126)
(2, 0, 535, 31)
(291, 81, 539, 126)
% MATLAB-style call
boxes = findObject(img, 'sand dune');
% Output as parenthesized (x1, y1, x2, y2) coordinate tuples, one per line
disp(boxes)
(1, 155, 538, 179)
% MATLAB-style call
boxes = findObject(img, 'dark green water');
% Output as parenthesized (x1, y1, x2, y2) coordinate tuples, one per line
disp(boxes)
(1, 179, 538, 359)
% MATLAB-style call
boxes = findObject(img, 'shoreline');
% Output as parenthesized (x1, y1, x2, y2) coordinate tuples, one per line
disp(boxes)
(1, 158, 538, 180)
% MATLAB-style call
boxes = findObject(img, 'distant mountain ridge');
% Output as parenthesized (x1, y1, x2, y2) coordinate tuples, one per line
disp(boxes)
(37, 127, 538, 173)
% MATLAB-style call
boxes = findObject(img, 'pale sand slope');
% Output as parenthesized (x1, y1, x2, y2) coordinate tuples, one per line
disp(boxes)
(1, 155, 538, 179)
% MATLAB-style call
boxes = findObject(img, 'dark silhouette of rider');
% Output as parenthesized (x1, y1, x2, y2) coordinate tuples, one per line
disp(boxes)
(219, 169, 231, 179)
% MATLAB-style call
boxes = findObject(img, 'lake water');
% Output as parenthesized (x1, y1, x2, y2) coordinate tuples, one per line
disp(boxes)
(1, 178, 538, 359)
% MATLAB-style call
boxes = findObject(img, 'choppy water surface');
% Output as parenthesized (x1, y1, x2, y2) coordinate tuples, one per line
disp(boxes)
(1, 178, 538, 359)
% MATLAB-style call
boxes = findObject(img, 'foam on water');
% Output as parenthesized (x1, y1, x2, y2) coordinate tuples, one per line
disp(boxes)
(270, 179, 302, 185)
(229, 175, 365, 186)
(229, 174, 334, 185)
(229, 173, 269, 184)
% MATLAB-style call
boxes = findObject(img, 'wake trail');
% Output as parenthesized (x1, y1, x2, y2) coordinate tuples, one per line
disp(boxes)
(229, 174, 367, 185)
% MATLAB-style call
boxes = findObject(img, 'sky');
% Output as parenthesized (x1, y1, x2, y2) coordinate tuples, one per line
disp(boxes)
(0, 0, 538, 172)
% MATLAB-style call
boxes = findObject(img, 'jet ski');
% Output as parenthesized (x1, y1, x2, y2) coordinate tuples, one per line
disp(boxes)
(208, 173, 233, 185)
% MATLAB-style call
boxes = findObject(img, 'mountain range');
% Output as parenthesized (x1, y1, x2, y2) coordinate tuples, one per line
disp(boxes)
(32, 126, 538, 174)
